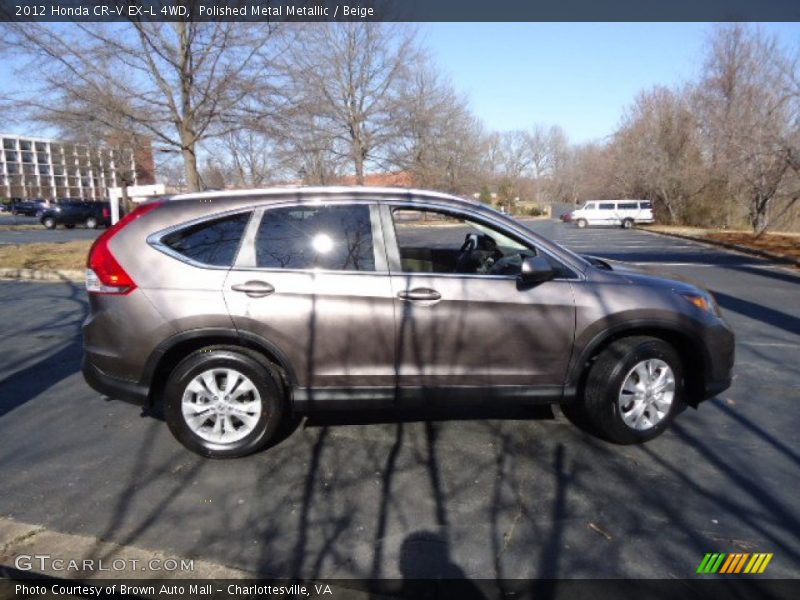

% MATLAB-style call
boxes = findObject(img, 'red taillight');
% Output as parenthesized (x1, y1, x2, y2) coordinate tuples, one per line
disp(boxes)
(86, 201, 164, 295)
(102, 207, 110, 218)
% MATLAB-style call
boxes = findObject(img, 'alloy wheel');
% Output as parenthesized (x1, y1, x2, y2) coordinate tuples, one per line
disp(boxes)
(617, 359, 675, 431)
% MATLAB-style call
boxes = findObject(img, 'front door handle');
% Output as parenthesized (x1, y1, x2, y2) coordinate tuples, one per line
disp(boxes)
(231, 281, 275, 298)
(397, 288, 442, 302)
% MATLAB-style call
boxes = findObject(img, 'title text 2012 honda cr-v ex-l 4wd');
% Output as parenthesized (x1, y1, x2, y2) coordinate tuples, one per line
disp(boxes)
(82, 187, 734, 457)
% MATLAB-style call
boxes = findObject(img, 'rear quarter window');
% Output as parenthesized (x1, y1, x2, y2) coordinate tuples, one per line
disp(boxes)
(160, 212, 251, 267)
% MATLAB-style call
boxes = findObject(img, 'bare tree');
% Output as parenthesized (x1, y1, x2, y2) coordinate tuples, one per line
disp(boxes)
(388, 59, 487, 193)
(694, 24, 798, 234)
(285, 23, 418, 183)
(614, 86, 705, 224)
(7, 21, 283, 192)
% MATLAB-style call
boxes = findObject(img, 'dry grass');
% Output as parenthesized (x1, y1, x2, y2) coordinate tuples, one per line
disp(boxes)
(645, 225, 800, 261)
(0, 224, 45, 231)
(0, 240, 92, 270)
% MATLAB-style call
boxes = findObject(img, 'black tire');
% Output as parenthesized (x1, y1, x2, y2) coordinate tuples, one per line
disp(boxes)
(85, 216, 98, 229)
(576, 218, 588, 229)
(42, 217, 56, 229)
(621, 218, 634, 229)
(571, 336, 684, 444)
(164, 347, 286, 458)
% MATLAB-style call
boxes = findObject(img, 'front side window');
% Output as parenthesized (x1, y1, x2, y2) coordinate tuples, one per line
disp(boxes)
(584, 203, 596, 210)
(255, 204, 375, 271)
(391, 207, 534, 276)
(161, 212, 251, 267)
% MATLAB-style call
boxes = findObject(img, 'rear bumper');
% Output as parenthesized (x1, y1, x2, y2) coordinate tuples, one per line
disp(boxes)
(82, 355, 148, 405)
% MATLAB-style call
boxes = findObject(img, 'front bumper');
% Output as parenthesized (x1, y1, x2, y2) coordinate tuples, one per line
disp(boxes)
(698, 318, 735, 401)
(82, 355, 149, 405)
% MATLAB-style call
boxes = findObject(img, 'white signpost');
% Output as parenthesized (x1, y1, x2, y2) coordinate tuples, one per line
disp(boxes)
(108, 184, 166, 224)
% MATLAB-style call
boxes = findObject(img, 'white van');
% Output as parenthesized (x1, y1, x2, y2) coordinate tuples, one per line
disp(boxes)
(570, 200, 654, 229)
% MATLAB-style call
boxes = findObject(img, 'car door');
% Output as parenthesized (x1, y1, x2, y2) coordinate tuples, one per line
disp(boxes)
(381, 203, 576, 390)
(223, 201, 397, 393)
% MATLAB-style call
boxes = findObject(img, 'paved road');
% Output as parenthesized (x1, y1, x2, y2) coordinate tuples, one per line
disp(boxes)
(0, 214, 101, 244)
(0, 219, 798, 580)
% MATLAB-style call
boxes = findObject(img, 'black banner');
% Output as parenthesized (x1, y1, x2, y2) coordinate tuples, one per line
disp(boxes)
(1, 574, 799, 600)
(1, 0, 799, 23)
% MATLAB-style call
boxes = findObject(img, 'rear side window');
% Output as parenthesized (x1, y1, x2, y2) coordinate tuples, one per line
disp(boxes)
(618, 202, 638, 209)
(598, 203, 615, 210)
(255, 205, 375, 271)
(161, 212, 250, 267)
(640, 201, 653, 209)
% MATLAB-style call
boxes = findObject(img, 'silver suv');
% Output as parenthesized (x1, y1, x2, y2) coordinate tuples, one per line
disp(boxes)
(82, 187, 734, 457)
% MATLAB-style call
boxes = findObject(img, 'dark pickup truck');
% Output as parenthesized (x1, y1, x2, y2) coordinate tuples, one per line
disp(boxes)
(9, 200, 48, 216)
(40, 201, 112, 229)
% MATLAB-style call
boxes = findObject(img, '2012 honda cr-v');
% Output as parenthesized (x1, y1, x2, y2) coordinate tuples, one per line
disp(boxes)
(82, 187, 734, 457)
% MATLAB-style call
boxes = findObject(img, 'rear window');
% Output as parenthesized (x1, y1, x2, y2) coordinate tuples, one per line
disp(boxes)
(640, 201, 653, 209)
(255, 204, 375, 271)
(598, 203, 615, 210)
(618, 202, 638, 209)
(161, 212, 250, 267)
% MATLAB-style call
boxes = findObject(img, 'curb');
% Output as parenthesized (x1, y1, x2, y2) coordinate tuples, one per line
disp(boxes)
(640, 229, 800, 267)
(0, 516, 249, 580)
(0, 268, 84, 282)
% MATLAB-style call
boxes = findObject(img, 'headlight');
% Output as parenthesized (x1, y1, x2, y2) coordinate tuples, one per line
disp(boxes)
(678, 291, 719, 316)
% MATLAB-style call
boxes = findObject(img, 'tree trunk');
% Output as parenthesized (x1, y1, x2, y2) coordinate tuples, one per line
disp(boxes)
(751, 200, 769, 236)
(182, 143, 201, 192)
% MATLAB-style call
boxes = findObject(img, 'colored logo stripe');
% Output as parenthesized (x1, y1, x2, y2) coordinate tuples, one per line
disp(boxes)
(697, 553, 773, 574)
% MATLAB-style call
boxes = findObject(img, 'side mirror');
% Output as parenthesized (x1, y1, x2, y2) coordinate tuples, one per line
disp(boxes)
(518, 255, 555, 286)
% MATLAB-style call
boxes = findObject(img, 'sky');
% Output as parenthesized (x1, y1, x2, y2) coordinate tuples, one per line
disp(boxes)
(421, 22, 800, 144)
(2, 22, 799, 145)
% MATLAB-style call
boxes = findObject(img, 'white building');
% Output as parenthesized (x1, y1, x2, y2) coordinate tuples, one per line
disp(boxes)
(0, 133, 154, 201)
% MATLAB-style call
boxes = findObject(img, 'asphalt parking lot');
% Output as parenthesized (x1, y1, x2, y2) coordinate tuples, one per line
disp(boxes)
(0, 217, 798, 579)
(0, 214, 100, 244)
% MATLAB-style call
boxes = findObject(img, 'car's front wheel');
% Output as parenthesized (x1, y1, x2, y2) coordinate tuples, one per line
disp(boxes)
(164, 347, 285, 458)
(565, 336, 684, 444)
(576, 218, 588, 229)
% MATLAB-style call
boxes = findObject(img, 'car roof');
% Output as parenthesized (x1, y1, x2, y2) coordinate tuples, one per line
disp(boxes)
(170, 186, 478, 206)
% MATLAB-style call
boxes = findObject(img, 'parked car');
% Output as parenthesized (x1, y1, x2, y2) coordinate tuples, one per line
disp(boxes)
(9, 200, 48, 217)
(569, 200, 654, 229)
(40, 201, 111, 229)
(82, 187, 734, 458)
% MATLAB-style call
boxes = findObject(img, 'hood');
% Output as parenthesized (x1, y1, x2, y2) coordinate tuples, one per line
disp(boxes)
(582, 254, 705, 293)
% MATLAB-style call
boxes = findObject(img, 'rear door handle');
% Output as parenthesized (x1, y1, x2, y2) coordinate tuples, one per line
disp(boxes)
(397, 288, 442, 302)
(231, 281, 275, 298)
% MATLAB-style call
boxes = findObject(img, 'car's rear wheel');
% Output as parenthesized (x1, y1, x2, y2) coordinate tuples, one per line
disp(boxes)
(621, 218, 634, 229)
(576, 218, 588, 229)
(85, 216, 98, 229)
(164, 347, 285, 458)
(567, 336, 684, 444)
(42, 217, 56, 229)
